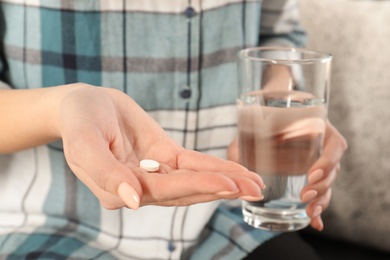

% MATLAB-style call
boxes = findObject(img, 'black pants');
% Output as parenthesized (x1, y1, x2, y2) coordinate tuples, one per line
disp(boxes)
(243, 232, 322, 260)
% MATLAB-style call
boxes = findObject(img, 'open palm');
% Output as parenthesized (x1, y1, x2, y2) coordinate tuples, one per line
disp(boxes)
(59, 85, 264, 210)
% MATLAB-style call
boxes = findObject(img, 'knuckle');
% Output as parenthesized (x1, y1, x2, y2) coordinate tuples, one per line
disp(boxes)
(340, 136, 348, 151)
(335, 164, 341, 175)
(100, 198, 123, 210)
(97, 172, 116, 194)
(320, 189, 332, 211)
(74, 82, 94, 88)
(323, 177, 333, 190)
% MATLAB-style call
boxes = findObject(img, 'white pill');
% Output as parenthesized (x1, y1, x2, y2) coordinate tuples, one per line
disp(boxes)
(140, 159, 160, 172)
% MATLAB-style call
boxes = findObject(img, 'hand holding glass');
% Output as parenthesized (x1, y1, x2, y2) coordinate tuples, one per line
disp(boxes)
(237, 47, 332, 232)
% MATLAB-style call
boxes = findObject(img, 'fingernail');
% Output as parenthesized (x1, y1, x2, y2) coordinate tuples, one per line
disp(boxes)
(312, 205, 322, 218)
(317, 217, 324, 231)
(308, 169, 324, 184)
(217, 191, 238, 196)
(302, 190, 318, 203)
(118, 182, 140, 209)
(240, 194, 264, 201)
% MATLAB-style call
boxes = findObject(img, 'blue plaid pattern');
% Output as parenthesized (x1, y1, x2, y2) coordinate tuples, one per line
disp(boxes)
(0, 0, 305, 259)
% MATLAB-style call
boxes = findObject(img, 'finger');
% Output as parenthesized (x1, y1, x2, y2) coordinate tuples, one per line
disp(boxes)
(301, 122, 346, 203)
(177, 149, 263, 187)
(145, 194, 241, 207)
(178, 149, 247, 172)
(145, 194, 225, 207)
(306, 188, 332, 219)
(277, 118, 325, 140)
(135, 167, 263, 205)
(306, 189, 332, 231)
(308, 189, 332, 231)
(301, 166, 338, 202)
(310, 215, 324, 231)
(308, 121, 347, 176)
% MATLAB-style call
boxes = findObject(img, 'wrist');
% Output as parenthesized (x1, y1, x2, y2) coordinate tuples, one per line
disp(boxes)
(0, 83, 95, 153)
(42, 83, 94, 141)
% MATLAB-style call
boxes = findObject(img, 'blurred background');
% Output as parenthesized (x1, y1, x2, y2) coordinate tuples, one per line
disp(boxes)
(299, 0, 390, 258)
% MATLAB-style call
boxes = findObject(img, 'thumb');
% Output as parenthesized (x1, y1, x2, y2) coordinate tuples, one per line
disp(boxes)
(64, 136, 143, 209)
(100, 155, 143, 209)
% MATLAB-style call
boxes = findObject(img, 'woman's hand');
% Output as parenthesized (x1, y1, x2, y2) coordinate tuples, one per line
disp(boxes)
(227, 121, 347, 231)
(56, 84, 265, 209)
(300, 121, 347, 231)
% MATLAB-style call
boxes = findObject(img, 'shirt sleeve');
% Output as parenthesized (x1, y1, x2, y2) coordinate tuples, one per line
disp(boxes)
(259, 0, 307, 47)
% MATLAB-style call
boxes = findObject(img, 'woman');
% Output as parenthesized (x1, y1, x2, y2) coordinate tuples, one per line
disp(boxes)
(0, 0, 346, 259)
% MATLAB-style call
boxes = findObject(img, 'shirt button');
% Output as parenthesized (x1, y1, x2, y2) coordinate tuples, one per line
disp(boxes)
(167, 241, 176, 252)
(180, 88, 192, 99)
(184, 7, 196, 18)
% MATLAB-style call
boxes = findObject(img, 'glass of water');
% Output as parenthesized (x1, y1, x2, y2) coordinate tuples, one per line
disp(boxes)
(237, 46, 332, 232)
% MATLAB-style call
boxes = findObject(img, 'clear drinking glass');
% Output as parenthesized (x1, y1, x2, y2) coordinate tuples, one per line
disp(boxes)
(237, 46, 332, 232)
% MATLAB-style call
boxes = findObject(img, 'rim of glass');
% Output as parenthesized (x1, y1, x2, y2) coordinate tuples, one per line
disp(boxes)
(238, 46, 332, 64)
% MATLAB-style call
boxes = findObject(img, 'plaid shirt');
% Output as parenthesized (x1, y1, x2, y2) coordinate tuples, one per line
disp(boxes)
(0, 0, 305, 259)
